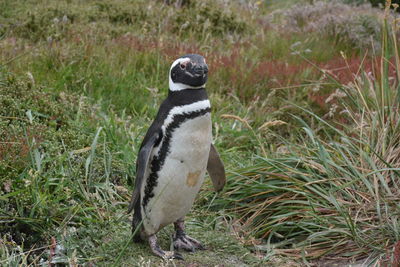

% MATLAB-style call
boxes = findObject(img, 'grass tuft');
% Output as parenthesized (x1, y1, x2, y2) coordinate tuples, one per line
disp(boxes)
(210, 3, 400, 264)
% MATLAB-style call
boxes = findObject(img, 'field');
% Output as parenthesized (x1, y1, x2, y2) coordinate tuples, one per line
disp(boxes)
(1, 0, 400, 266)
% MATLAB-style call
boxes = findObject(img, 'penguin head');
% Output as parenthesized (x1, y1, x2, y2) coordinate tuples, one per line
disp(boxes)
(169, 54, 208, 91)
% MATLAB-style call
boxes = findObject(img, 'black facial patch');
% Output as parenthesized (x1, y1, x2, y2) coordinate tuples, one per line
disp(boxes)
(170, 54, 208, 87)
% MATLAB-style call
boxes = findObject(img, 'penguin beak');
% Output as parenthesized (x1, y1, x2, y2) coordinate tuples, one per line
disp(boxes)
(191, 63, 208, 78)
(183, 62, 208, 86)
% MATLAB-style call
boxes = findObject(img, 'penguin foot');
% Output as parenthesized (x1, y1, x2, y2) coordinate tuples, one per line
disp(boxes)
(173, 218, 205, 252)
(148, 235, 184, 260)
(173, 233, 205, 252)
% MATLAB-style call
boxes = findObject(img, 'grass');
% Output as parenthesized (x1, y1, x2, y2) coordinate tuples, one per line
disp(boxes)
(208, 4, 400, 264)
(1, 0, 400, 266)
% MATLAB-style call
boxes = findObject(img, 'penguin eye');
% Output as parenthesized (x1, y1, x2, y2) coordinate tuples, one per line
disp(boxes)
(180, 63, 186, 69)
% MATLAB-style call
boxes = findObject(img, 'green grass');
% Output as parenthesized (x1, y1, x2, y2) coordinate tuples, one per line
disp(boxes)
(1, 0, 400, 266)
(208, 4, 400, 264)
(0, 69, 262, 266)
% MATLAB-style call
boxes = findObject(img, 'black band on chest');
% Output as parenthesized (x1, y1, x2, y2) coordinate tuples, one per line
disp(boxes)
(168, 88, 208, 106)
(142, 106, 211, 209)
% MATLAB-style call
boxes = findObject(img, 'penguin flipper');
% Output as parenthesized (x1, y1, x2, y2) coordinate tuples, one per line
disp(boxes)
(207, 144, 226, 192)
(128, 132, 159, 213)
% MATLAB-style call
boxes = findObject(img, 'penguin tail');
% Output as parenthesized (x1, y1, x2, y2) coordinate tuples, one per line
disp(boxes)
(129, 197, 144, 243)
(132, 215, 144, 243)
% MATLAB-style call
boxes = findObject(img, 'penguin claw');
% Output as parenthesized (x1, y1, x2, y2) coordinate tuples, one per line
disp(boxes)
(149, 235, 184, 260)
(162, 251, 184, 260)
(171, 251, 184, 260)
(173, 234, 205, 252)
(150, 245, 185, 260)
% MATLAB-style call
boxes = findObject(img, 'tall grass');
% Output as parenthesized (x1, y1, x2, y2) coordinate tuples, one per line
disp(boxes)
(0, 67, 146, 264)
(212, 3, 400, 264)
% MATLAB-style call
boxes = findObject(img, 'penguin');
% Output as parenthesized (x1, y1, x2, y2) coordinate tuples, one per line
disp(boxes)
(127, 54, 226, 260)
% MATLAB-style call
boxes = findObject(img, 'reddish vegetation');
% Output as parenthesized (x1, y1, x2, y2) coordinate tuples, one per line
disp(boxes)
(112, 35, 313, 90)
(112, 35, 201, 60)
(49, 237, 57, 267)
(392, 241, 400, 267)
(112, 34, 244, 72)
(209, 46, 242, 71)
(0, 134, 29, 161)
(321, 55, 398, 85)
(112, 35, 399, 108)
(309, 55, 399, 114)
(0, 126, 43, 163)
(253, 60, 312, 86)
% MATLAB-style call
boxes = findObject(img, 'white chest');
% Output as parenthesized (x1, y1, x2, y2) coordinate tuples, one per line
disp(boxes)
(168, 113, 212, 164)
(157, 113, 212, 192)
(142, 113, 212, 234)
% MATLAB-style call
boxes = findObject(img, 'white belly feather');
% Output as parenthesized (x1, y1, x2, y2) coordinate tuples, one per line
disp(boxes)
(141, 113, 212, 235)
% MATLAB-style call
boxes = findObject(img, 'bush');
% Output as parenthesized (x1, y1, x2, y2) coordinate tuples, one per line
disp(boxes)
(366, 0, 400, 7)
(173, 2, 248, 37)
(344, 0, 400, 8)
(271, 1, 382, 50)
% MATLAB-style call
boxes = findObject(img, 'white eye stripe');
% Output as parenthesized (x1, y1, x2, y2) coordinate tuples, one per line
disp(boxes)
(169, 57, 207, 91)
(170, 57, 190, 71)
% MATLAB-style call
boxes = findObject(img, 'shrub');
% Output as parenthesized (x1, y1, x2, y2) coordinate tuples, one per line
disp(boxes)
(173, 2, 248, 37)
(345, 0, 400, 7)
(270, 1, 382, 50)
